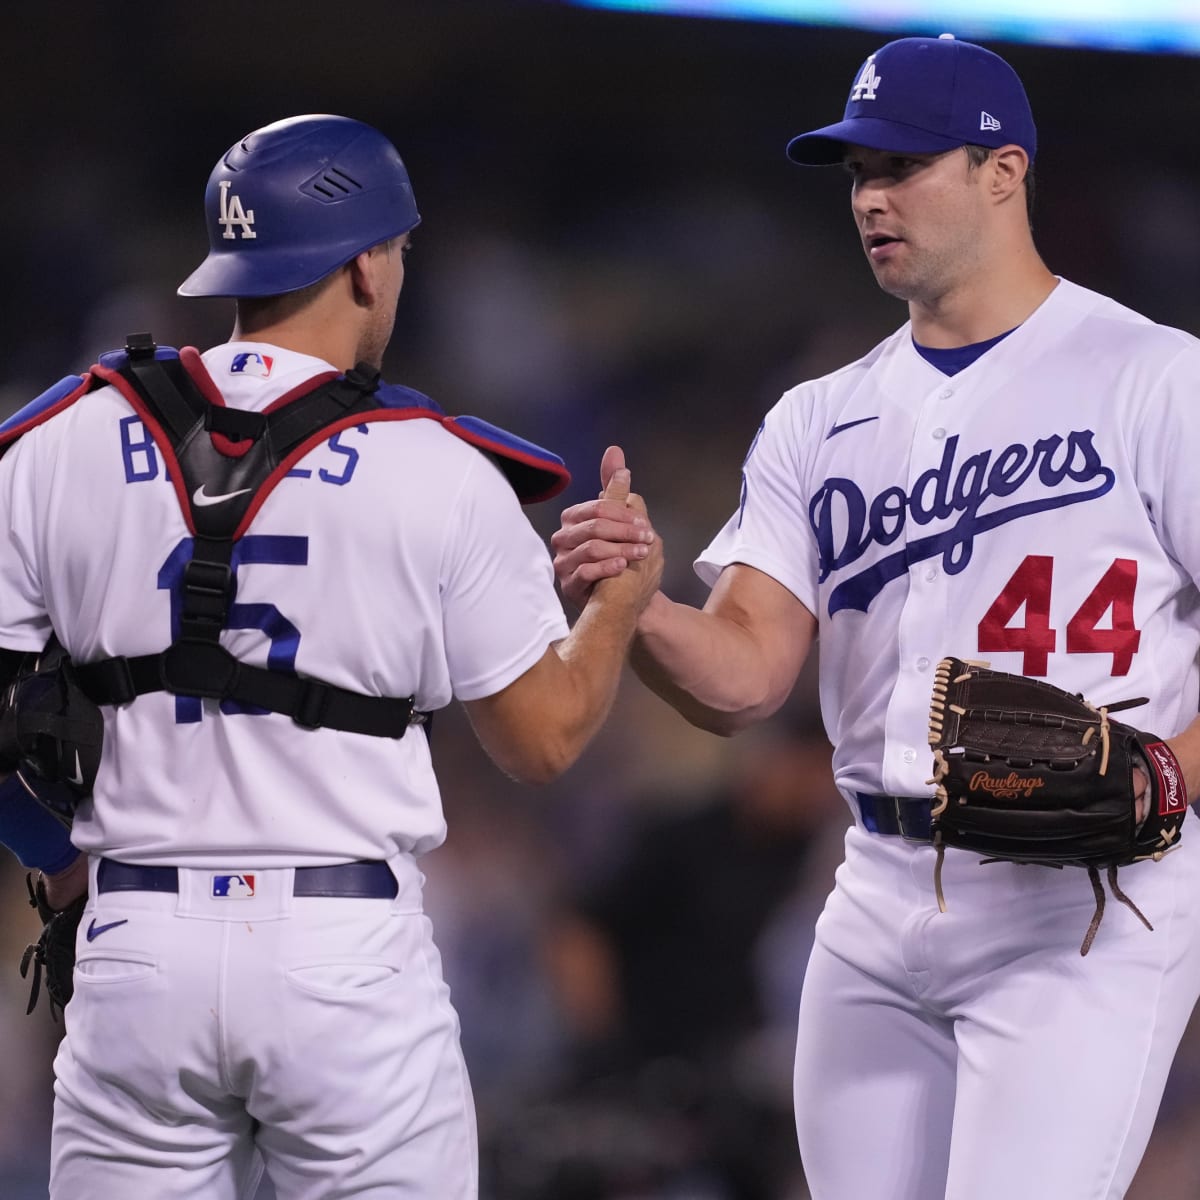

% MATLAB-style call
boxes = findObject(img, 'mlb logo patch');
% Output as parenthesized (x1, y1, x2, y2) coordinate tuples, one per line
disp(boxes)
(212, 874, 256, 899)
(230, 352, 274, 378)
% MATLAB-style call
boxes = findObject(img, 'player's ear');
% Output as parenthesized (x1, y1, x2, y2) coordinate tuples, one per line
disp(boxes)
(347, 250, 379, 308)
(990, 146, 1029, 206)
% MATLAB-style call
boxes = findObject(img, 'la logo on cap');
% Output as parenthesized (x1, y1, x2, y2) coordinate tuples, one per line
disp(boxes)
(851, 54, 882, 101)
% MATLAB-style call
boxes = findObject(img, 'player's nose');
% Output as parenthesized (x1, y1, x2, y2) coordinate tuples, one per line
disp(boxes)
(851, 176, 889, 217)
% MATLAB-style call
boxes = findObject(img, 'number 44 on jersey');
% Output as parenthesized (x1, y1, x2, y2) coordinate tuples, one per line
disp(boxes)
(978, 555, 1139, 676)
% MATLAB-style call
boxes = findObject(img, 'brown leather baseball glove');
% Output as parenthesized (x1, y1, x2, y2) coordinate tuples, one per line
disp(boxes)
(928, 656, 1188, 954)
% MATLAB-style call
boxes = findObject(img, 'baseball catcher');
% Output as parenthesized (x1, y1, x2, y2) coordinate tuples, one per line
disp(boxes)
(927, 656, 1188, 955)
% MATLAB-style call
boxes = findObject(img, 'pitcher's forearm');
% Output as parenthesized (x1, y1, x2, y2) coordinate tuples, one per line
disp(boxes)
(630, 592, 775, 735)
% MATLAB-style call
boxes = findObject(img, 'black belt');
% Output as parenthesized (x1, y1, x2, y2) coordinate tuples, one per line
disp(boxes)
(96, 858, 398, 898)
(856, 793, 933, 841)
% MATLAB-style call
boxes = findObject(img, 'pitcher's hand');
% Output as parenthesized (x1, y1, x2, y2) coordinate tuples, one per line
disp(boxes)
(552, 446, 657, 609)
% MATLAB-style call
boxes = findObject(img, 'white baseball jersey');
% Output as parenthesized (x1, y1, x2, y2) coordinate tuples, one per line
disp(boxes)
(700, 277, 1200, 1200)
(0, 341, 569, 865)
(699, 278, 1200, 807)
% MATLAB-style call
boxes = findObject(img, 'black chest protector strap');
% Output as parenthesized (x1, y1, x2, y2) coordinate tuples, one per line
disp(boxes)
(74, 334, 420, 739)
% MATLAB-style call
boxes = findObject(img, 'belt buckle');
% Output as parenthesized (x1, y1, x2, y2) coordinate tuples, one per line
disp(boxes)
(896, 796, 933, 844)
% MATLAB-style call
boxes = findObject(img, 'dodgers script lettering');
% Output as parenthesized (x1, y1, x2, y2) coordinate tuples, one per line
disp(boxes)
(809, 430, 1115, 615)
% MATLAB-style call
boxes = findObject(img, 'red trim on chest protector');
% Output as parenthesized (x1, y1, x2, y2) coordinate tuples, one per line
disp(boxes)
(442, 417, 569, 503)
(0, 374, 94, 452)
(91, 359, 436, 538)
(179, 348, 251, 458)
(95, 353, 562, 538)
(232, 407, 445, 538)
(92, 361, 201, 535)
(180, 348, 342, 459)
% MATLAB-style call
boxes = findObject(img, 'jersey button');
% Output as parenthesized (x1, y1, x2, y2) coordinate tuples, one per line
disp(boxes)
(939, 389, 954, 399)
(903, 748, 917, 764)
(917, 656, 930, 671)
(932, 427, 947, 439)
(925, 567, 938, 581)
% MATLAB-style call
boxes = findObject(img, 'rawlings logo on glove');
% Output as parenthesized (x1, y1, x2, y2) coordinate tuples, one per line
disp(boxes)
(967, 771, 1045, 800)
(1145, 741, 1187, 815)
(927, 656, 1187, 956)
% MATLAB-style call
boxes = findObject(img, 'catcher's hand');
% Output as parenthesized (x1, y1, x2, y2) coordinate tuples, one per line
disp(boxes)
(927, 656, 1188, 954)
(20, 873, 86, 1018)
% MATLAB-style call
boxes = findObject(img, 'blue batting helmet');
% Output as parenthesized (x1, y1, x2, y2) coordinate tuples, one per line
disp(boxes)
(178, 114, 421, 299)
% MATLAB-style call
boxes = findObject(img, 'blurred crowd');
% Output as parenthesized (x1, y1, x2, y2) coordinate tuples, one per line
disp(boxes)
(3, 3, 1200, 1197)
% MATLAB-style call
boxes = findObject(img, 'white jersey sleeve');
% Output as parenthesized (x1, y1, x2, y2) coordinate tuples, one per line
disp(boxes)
(1130, 339, 1200, 591)
(696, 377, 839, 617)
(441, 452, 568, 701)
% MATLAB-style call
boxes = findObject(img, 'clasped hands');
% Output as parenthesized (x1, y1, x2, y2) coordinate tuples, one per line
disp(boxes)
(551, 445, 662, 610)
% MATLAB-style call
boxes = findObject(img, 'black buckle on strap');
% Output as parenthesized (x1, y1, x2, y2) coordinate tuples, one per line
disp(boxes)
(294, 680, 331, 730)
(125, 332, 157, 360)
(159, 640, 239, 699)
(205, 405, 267, 443)
(90, 656, 138, 706)
(344, 363, 381, 394)
(183, 558, 232, 599)
(181, 559, 233, 630)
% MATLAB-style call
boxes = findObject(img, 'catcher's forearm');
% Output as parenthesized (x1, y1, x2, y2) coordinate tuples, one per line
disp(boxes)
(465, 567, 652, 784)
(542, 578, 646, 763)
(40, 850, 88, 910)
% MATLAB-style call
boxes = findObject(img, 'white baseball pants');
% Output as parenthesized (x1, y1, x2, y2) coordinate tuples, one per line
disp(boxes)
(794, 818, 1200, 1200)
(49, 856, 477, 1199)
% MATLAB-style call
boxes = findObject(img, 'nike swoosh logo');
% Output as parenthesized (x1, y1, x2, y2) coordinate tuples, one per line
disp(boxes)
(66, 751, 84, 788)
(826, 416, 880, 440)
(193, 484, 253, 507)
(86, 918, 129, 942)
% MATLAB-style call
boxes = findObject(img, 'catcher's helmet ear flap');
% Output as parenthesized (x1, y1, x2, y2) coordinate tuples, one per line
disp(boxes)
(178, 114, 421, 299)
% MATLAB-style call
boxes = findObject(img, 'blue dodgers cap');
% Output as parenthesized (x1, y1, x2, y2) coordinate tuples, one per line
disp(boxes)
(786, 35, 1036, 166)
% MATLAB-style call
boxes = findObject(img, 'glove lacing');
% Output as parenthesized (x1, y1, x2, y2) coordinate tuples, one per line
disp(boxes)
(929, 699, 1155, 956)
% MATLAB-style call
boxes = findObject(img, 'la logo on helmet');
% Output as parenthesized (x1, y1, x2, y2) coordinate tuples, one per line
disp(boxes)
(218, 180, 256, 240)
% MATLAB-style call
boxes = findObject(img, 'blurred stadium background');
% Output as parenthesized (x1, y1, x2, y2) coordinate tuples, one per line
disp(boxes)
(2, 2, 1199, 1197)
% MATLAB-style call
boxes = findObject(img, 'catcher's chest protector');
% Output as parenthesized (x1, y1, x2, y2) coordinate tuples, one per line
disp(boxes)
(0, 333, 570, 739)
